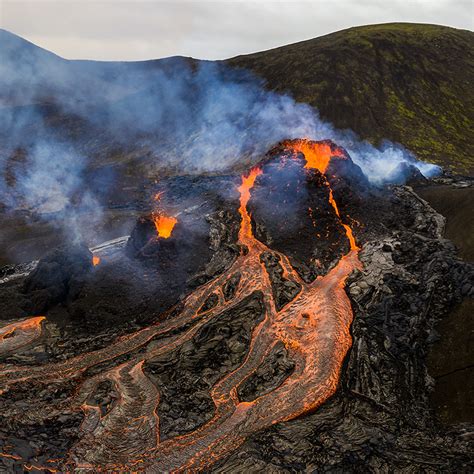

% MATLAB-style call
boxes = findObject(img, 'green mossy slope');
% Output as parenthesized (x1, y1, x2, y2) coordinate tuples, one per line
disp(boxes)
(228, 23, 474, 174)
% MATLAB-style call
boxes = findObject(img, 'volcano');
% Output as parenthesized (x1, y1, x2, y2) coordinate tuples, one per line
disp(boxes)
(0, 139, 472, 471)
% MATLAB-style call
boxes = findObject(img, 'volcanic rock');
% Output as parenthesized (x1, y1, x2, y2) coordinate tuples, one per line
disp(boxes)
(126, 214, 180, 260)
(22, 242, 93, 313)
(0, 146, 472, 472)
(250, 140, 370, 280)
(393, 162, 428, 185)
(125, 208, 240, 290)
(144, 292, 265, 441)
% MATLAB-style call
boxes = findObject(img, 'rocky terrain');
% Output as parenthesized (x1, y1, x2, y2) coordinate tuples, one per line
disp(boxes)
(0, 20, 472, 473)
(0, 141, 472, 471)
(416, 177, 474, 426)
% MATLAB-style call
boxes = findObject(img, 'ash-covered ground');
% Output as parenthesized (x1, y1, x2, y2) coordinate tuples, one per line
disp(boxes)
(0, 142, 472, 472)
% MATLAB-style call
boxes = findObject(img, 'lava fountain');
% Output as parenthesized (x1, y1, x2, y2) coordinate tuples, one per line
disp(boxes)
(153, 214, 178, 239)
(282, 138, 346, 172)
(151, 192, 178, 239)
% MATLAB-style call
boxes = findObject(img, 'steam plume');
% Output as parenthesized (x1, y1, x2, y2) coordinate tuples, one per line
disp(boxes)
(0, 33, 440, 247)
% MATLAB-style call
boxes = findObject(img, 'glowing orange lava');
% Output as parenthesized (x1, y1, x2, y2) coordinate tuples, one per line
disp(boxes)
(0, 316, 45, 358)
(238, 167, 262, 240)
(283, 139, 358, 251)
(0, 142, 361, 472)
(327, 187, 359, 251)
(92, 255, 100, 266)
(153, 214, 178, 239)
(151, 191, 178, 239)
(283, 138, 345, 173)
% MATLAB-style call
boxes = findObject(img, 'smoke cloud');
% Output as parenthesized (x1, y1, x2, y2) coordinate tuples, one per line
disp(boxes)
(0, 30, 440, 248)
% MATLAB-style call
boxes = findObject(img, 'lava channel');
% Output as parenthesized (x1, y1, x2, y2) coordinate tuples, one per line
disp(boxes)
(0, 139, 362, 472)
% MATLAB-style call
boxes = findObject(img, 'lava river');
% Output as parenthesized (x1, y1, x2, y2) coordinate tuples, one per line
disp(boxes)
(0, 140, 362, 472)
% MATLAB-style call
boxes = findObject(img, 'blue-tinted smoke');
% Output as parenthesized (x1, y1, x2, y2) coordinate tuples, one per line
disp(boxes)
(0, 30, 441, 245)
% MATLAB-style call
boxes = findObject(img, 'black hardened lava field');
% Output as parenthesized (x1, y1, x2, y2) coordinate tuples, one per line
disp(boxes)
(0, 140, 472, 471)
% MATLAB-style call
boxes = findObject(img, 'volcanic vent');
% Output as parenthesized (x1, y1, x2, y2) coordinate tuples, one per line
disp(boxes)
(1, 139, 471, 471)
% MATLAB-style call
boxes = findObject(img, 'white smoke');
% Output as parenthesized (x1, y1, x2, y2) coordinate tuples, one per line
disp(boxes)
(0, 40, 441, 241)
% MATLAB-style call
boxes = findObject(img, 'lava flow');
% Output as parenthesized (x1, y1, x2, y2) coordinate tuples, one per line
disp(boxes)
(284, 138, 359, 251)
(0, 316, 45, 357)
(238, 166, 263, 239)
(0, 140, 362, 472)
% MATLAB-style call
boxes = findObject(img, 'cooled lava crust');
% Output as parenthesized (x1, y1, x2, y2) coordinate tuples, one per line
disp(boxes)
(0, 139, 472, 472)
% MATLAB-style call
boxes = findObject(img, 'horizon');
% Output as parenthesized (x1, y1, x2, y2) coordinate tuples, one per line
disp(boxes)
(1, 1, 472, 61)
(0, 21, 472, 63)
(1, 21, 473, 63)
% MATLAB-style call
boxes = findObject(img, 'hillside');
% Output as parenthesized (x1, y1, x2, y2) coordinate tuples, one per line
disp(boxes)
(228, 23, 474, 174)
(0, 24, 472, 176)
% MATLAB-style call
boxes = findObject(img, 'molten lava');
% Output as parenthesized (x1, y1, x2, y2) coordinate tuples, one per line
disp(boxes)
(0, 139, 361, 472)
(153, 214, 178, 239)
(92, 255, 100, 266)
(152, 191, 178, 239)
(282, 138, 345, 173)
(327, 187, 359, 251)
(151, 191, 178, 239)
(0, 316, 45, 357)
(282, 138, 359, 251)
(238, 167, 262, 239)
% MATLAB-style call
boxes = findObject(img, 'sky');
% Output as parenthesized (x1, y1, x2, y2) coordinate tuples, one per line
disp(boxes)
(0, 0, 472, 61)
